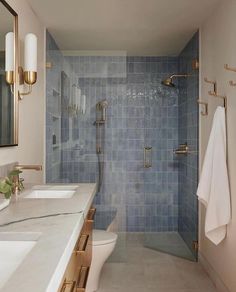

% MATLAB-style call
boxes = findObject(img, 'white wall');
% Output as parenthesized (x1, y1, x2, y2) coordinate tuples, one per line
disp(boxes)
(0, 0, 45, 183)
(200, 1, 236, 291)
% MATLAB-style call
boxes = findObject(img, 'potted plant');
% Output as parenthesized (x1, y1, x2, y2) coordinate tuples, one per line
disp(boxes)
(0, 169, 23, 211)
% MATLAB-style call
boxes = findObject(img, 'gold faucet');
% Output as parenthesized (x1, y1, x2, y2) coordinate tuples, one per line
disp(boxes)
(12, 164, 42, 194)
(14, 165, 42, 171)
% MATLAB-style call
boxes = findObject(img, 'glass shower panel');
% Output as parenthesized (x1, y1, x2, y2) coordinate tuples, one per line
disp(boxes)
(143, 33, 199, 261)
(143, 70, 183, 257)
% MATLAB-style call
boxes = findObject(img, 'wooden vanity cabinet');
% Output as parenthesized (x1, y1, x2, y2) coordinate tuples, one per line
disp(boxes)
(58, 207, 96, 292)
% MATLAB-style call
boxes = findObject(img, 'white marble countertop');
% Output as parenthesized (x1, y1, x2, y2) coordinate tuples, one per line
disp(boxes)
(0, 183, 97, 292)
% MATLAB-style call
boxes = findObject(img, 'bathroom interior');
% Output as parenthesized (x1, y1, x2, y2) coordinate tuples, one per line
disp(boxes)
(0, 0, 235, 291)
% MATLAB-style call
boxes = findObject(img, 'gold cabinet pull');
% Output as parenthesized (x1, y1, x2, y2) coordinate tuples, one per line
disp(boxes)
(61, 279, 76, 292)
(75, 234, 89, 254)
(76, 266, 90, 292)
(87, 208, 96, 222)
(144, 147, 152, 168)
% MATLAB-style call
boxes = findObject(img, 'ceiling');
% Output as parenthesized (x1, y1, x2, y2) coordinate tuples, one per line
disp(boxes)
(27, 0, 220, 56)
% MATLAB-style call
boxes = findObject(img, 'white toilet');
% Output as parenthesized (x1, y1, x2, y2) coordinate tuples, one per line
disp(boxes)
(86, 229, 118, 292)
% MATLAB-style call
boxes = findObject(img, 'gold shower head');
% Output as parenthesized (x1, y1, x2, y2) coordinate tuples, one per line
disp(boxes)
(162, 74, 190, 87)
(162, 77, 175, 87)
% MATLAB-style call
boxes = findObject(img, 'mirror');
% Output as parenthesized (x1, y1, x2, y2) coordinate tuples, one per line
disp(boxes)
(0, 0, 18, 147)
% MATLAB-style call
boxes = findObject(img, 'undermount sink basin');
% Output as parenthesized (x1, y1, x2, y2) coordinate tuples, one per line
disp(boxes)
(24, 189, 76, 199)
(0, 240, 36, 289)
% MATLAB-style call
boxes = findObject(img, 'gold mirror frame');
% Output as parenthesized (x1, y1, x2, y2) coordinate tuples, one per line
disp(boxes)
(0, 0, 18, 147)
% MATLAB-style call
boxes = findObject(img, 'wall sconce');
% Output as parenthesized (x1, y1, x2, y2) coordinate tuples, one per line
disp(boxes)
(19, 33, 37, 99)
(5, 32, 37, 100)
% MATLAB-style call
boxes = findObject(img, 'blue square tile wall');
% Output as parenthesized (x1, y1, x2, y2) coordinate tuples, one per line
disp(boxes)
(62, 56, 179, 232)
(178, 32, 199, 256)
(46, 31, 199, 238)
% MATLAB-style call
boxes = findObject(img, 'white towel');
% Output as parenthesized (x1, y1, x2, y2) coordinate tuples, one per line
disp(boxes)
(197, 106, 231, 245)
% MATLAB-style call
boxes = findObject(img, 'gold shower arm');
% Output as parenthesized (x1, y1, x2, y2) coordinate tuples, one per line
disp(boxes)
(170, 74, 190, 79)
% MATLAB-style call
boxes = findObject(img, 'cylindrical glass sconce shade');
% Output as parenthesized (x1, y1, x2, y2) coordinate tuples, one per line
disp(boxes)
(5, 32, 14, 71)
(24, 33, 37, 72)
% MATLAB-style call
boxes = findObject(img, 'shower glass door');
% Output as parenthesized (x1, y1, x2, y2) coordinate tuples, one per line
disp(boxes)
(143, 33, 199, 261)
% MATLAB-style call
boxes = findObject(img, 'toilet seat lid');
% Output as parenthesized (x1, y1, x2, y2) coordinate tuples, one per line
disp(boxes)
(92, 229, 117, 246)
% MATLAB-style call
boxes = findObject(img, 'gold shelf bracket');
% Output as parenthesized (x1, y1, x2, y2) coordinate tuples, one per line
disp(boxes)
(197, 100, 208, 116)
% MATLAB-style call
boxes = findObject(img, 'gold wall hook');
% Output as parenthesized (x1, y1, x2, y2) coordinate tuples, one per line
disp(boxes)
(204, 77, 217, 95)
(197, 100, 208, 116)
(46, 62, 52, 69)
(224, 64, 236, 72)
(192, 59, 199, 70)
(208, 91, 227, 109)
(229, 80, 236, 87)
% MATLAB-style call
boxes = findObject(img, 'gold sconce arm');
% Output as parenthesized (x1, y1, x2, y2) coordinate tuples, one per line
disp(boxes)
(18, 67, 37, 100)
(18, 84, 32, 100)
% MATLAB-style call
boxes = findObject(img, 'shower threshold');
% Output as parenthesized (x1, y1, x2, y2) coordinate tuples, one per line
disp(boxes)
(108, 232, 197, 263)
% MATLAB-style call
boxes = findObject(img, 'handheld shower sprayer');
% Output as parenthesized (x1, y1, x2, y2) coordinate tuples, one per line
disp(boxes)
(95, 99, 108, 192)
(96, 100, 108, 122)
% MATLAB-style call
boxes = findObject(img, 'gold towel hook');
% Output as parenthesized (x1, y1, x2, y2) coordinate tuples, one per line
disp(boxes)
(208, 91, 227, 109)
(224, 65, 236, 87)
(204, 77, 217, 95)
(197, 100, 208, 116)
(224, 64, 236, 73)
(229, 80, 236, 87)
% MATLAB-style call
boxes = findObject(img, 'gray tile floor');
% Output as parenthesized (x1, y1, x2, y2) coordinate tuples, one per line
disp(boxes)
(97, 233, 217, 292)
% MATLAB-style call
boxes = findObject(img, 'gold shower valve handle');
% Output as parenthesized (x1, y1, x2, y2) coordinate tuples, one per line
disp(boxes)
(144, 147, 152, 168)
(174, 143, 188, 155)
